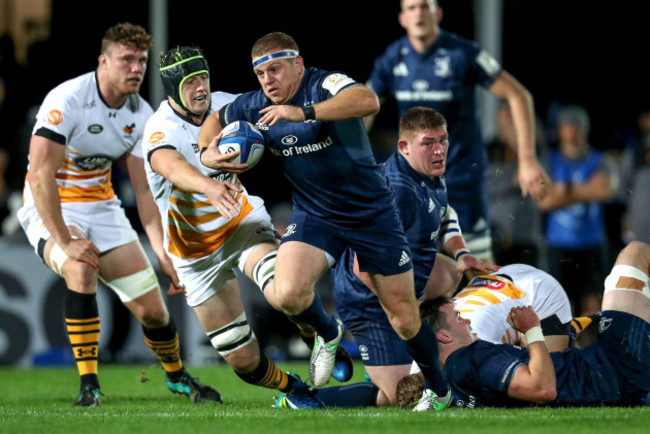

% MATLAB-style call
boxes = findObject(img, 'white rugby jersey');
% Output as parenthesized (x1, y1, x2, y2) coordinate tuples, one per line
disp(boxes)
(143, 92, 262, 260)
(453, 264, 572, 345)
(23, 71, 153, 204)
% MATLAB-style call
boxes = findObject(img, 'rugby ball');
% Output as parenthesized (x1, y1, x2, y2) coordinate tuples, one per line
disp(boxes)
(217, 121, 264, 170)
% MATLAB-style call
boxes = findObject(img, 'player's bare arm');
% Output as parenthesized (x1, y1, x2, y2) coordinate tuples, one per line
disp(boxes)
(443, 235, 500, 277)
(149, 147, 242, 220)
(258, 85, 379, 126)
(489, 71, 550, 201)
(27, 135, 100, 268)
(126, 153, 183, 294)
(506, 306, 557, 403)
(197, 111, 223, 154)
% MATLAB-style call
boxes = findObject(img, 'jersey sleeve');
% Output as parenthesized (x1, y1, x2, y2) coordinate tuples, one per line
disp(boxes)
(466, 41, 503, 88)
(143, 116, 184, 164)
(317, 72, 360, 101)
(222, 97, 245, 126)
(388, 175, 418, 230)
(130, 99, 154, 159)
(32, 85, 82, 145)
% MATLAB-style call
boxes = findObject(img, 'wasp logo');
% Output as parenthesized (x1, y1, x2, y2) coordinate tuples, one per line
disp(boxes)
(124, 123, 135, 134)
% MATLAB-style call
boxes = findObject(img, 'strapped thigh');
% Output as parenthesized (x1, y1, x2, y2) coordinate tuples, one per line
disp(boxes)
(604, 265, 650, 299)
(207, 311, 256, 356)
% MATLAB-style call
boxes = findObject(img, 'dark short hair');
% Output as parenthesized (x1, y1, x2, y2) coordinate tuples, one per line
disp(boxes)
(251, 32, 299, 59)
(101, 22, 153, 54)
(419, 296, 451, 332)
(398, 106, 447, 138)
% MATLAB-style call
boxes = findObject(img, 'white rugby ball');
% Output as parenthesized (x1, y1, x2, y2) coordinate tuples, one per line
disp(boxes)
(217, 121, 264, 170)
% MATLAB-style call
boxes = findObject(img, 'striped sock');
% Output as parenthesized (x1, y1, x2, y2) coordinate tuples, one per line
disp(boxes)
(65, 290, 100, 389)
(235, 355, 294, 392)
(142, 318, 184, 380)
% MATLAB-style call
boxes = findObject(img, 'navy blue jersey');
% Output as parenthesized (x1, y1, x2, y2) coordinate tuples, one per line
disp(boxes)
(222, 67, 395, 224)
(333, 151, 452, 323)
(446, 311, 650, 408)
(367, 31, 501, 187)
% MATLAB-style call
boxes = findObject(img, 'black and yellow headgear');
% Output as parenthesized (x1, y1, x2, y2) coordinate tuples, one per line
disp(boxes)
(159, 46, 209, 114)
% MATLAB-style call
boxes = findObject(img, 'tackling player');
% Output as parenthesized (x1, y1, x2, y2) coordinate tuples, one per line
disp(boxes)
(450, 264, 573, 351)
(399, 241, 650, 408)
(16, 23, 220, 406)
(276, 107, 497, 409)
(143, 45, 325, 407)
(198, 32, 450, 410)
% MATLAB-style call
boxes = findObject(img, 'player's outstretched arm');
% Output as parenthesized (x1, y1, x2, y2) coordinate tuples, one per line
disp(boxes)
(506, 306, 557, 404)
(489, 71, 549, 201)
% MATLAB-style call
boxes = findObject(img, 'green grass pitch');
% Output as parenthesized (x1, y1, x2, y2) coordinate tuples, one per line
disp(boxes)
(1, 361, 648, 434)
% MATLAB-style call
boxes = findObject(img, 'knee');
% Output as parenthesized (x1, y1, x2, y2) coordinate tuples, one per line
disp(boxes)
(135, 304, 169, 328)
(270, 280, 314, 314)
(385, 307, 421, 340)
(224, 344, 261, 373)
(625, 240, 650, 259)
(62, 260, 98, 292)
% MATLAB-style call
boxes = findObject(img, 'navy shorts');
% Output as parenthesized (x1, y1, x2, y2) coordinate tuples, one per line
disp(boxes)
(281, 204, 412, 276)
(340, 309, 412, 366)
(597, 311, 650, 402)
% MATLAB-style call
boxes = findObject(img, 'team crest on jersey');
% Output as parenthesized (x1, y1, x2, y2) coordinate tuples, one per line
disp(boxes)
(433, 56, 451, 77)
(428, 198, 435, 213)
(281, 135, 298, 146)
(123, 123, 135, 135)
(74, 155, 112, 170)
(47, 110, 63, 125)
(439, 206, 446, 218)
(599, 316, 612, 334)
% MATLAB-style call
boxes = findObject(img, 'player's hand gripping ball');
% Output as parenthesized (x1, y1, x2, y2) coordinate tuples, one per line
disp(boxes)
(217, 121, 264, 171)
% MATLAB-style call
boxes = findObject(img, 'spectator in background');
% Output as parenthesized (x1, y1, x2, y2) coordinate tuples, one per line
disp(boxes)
(537, 105, 619, 316)
(619, 109, 650, 244)
(486, 100, 546, 268)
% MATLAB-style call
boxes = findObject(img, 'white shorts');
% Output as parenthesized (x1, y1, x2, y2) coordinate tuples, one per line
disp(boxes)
(498, 264, 573, 325)
(172, 206, 278, 307)
(18, 198, 139, 256)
